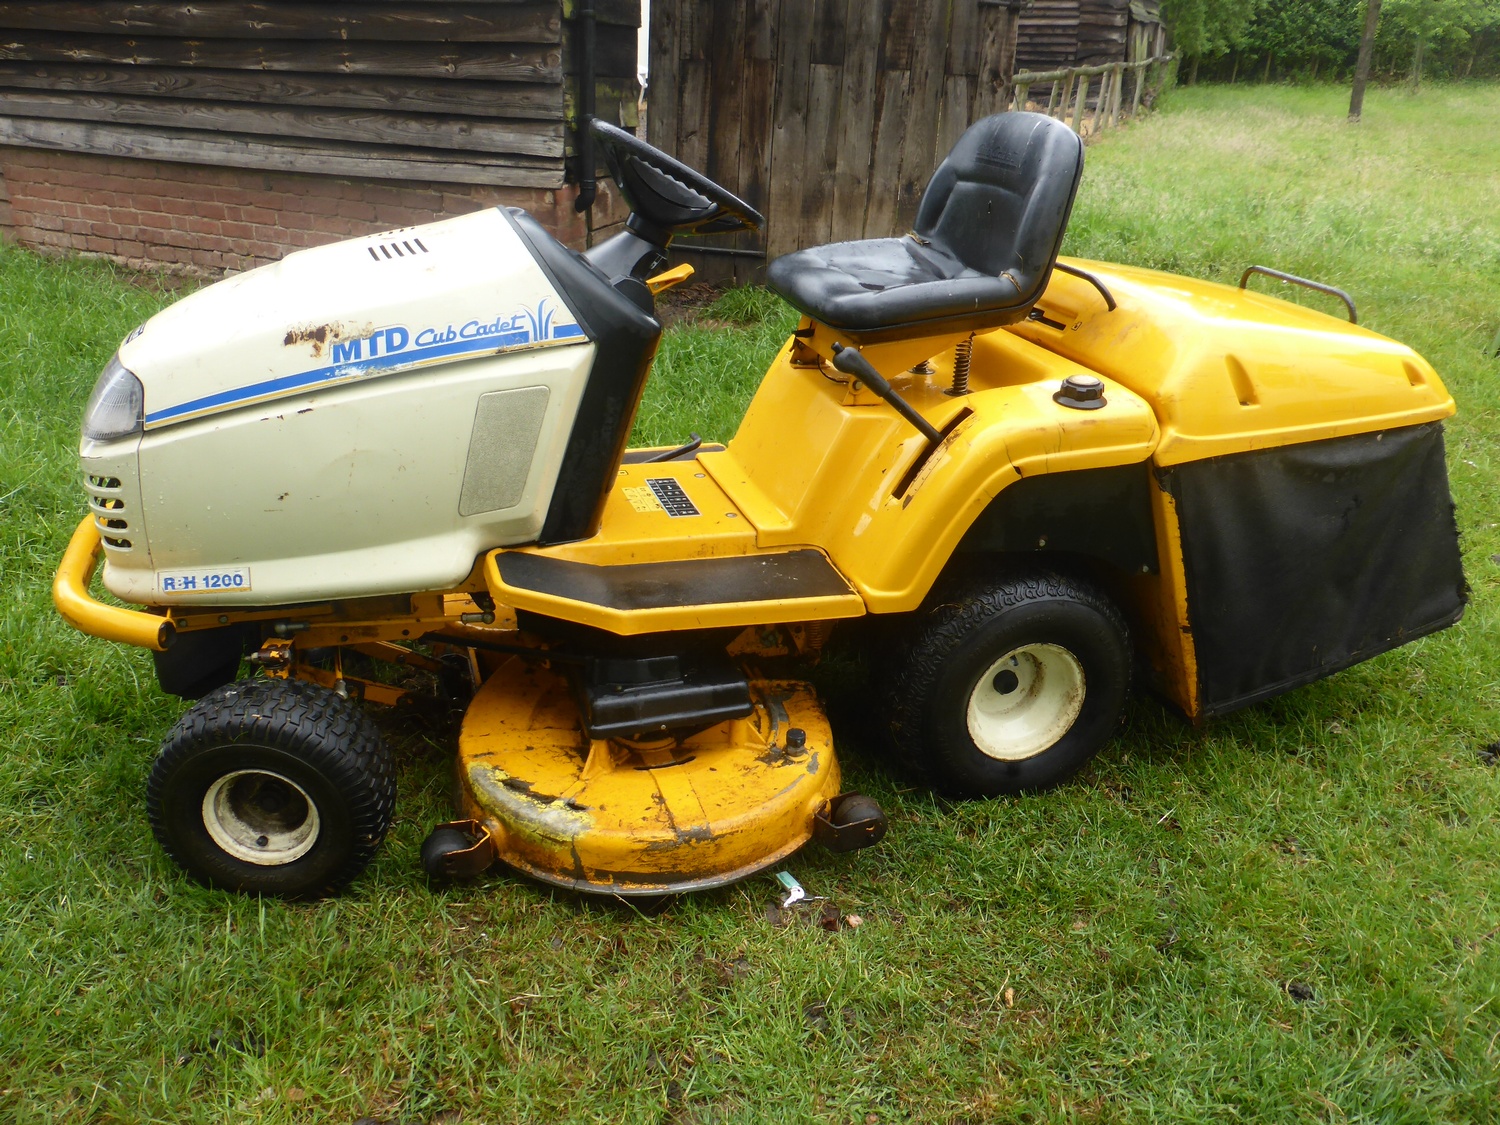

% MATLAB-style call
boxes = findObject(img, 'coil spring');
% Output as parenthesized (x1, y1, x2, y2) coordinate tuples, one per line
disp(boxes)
(949, 335, 973, 396)
(801, 620, 834, 652)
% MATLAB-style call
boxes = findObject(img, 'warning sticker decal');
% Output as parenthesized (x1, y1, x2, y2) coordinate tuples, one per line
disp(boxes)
(645, 477, 701, 518)
(622, 485, 663, 513)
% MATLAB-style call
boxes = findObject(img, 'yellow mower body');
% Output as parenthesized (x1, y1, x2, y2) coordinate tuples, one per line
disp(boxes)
(53, 114, 1464, 899)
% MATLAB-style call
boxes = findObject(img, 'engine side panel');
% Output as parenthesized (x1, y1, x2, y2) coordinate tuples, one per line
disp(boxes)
(92, 206, 623, 606)
(108, 343, 595, 606)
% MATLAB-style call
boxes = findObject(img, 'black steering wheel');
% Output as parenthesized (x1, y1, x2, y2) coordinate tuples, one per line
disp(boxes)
(591, 118, 764, 239)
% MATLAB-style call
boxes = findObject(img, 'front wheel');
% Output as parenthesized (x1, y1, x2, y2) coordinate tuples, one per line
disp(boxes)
(146, 678, 396, 898)
(884, 571, 1131, 797)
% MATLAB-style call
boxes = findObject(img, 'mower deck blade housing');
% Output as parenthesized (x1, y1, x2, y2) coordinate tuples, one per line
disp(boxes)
(456, 657, 840, 895)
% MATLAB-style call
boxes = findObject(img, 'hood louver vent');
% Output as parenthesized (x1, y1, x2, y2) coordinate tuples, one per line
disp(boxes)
(367, 238, 429, 262)
(85, 473, 134, 550)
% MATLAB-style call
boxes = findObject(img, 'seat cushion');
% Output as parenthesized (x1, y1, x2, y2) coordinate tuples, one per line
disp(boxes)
(766, 234, 1031, 337)
(765, 112, 1083, 341)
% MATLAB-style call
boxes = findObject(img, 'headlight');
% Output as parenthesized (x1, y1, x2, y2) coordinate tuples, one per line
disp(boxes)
(82, 355, 144, 443)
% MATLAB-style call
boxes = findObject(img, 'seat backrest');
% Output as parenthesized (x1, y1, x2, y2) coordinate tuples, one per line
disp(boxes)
(914, 113, 1084, 303)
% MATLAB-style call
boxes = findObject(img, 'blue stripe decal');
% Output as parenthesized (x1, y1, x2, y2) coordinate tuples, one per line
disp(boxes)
(146, 318, 587, 427)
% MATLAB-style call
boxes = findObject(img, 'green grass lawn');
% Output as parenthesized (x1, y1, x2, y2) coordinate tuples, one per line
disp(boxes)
(3, 82, 1499, 1124)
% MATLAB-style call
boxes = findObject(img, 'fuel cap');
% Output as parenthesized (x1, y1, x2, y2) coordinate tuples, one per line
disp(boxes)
(1053, 373, 1106, 410)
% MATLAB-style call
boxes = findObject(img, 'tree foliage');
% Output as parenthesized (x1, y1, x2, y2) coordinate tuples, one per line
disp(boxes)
(1172, 0, 1500, 81)
(1240, 0, 1363, 72)
(1382, 0, 1500, 79)
(1160, 0, 1265, 57)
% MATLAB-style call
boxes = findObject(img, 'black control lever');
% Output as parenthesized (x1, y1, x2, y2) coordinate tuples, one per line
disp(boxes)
(830, 343, 944, 444)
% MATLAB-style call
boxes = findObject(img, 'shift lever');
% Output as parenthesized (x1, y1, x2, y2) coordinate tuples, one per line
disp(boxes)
(830, 343, 944, 444)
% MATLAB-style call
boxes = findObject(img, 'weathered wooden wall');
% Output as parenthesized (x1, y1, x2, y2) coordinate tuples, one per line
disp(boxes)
(1016, 0, 1082, 73)
(648, 0, 1021, 274)
(1078, 0, 1130, 64)
(0, 1, 641, 189)
(1014, 0, 1162, 103)
(1015, 0, 1161, 73)
(1127, 6, 1167, 67)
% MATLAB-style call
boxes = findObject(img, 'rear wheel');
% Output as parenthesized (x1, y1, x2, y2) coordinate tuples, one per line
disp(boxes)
(146, 678, 395, 898)
(885, 571, 1130, 797)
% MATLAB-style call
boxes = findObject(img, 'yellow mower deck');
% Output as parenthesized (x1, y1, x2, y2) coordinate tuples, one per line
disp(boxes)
(454, 657, 842, 895)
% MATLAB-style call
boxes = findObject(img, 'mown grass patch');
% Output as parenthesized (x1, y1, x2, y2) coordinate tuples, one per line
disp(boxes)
(2, 83, 1498, 1123)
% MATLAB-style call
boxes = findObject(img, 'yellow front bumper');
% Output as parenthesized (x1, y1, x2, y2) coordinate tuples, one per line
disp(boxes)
(53, 516, 174, 651)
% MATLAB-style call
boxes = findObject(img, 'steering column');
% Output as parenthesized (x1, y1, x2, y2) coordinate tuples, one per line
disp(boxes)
(582, 119, 764, 283)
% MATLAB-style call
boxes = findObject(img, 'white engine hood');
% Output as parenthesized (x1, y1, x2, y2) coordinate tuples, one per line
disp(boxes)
(120, 207, 586, 431)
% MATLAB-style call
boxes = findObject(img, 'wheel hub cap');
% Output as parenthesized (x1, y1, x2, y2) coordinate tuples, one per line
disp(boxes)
(202, 769, 321, 865)
(967, 643, 1086, 761)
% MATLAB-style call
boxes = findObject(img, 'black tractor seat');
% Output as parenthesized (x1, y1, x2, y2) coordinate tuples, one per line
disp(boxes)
(767, 112, 1084, 343)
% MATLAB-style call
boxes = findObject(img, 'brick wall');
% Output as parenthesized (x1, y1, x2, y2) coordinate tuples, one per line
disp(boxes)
(0, 160, 12, 233)
(0, 147, 627, 275)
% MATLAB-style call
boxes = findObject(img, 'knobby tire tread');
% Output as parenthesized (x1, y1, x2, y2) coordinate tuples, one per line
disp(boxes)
(882, 569, 1130, 796)
(146, 678, 395, 898)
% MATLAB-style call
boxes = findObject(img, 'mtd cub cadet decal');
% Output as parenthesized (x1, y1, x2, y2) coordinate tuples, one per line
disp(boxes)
(145, 301, 584, 429)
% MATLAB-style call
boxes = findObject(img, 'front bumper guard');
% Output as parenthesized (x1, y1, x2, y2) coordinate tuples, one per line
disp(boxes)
(53, 516, 174, 651)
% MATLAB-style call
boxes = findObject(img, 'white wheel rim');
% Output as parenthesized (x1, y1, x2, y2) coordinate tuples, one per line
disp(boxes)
(966, 643, 1086, 761)
(202, 769, 321, 865)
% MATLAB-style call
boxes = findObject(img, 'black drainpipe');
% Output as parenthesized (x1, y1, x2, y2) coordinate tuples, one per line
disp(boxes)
(573, 1, 598, 218)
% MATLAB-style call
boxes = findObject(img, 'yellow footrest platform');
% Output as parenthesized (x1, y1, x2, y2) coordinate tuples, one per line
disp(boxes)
(485, 547, 865, 634)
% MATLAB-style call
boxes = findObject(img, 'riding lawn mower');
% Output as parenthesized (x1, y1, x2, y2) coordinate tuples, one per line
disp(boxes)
(53, 113, 1466, 899)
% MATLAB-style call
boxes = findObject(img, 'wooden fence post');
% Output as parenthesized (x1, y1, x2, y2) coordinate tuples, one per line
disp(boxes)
(1010, 56, 1171, 137)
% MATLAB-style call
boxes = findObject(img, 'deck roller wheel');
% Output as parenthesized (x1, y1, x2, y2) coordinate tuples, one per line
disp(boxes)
(812, 792, 889, 853)
(146, 678, 395, 899)
(420, 819, 497, 882)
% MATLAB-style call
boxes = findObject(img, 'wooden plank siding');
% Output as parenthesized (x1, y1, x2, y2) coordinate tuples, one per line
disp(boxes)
(648, 0, 1021, 274)
(1015, 0, 1082, 75)
(1014, 0, 1162, 104)
(0, 1, 641, 190)
(1076, 0, 1132, 64)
